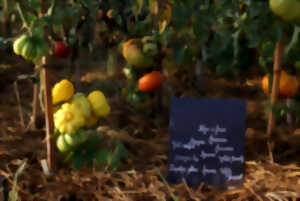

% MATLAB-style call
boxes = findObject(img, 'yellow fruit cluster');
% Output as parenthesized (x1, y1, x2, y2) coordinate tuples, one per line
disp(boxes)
(52, 79, 111, 152)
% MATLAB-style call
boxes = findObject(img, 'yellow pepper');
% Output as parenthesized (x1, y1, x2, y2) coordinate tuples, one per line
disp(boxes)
(87, 90, 110, 117)
(71, 93, 91, 120)
(54, 103, 85, 135)
(52, 79, 74, 104)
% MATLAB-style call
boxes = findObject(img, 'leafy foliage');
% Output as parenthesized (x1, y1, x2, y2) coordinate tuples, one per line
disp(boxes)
(64, 133, 130, 171)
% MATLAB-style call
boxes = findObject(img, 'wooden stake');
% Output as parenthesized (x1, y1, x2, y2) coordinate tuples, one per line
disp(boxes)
(14, 81, 25, 130)
(40, 0, 55, 172)
(42, 59, 56, 173)
(266, 39, 284, 163)
(31, 82, 39, 130)
(2, 0, 10, 37)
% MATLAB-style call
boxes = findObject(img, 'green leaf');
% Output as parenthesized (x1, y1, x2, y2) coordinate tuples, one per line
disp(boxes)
(114, 140, 130, 160)
(95, 149, 110, 165)
(172, 3, 190, 31)
(64, 151, 75, 163)
(85, 134, 101, 152)
(108, 154, 121, 171)
(72, 151, 84, 171)
(173, 43, 186, 66)
(193, 12, 210, 44)
(158, 170, 180, 201)
(28, 0, 41, 13)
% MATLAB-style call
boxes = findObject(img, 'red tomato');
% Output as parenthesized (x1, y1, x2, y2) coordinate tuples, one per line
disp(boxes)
(54, 41, 70, 58)
(138, 71, 163, 92)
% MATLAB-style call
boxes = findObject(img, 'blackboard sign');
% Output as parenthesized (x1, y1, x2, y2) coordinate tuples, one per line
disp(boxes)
(167, 97, 246, 190)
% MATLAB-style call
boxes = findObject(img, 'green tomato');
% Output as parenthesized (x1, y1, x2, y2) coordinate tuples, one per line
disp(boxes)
(64, 131, 87, 148)
(143, 43, 158, 56)
(123, 39, 153, 69)
(13, 34, 49, 62)
(269, 0, 300, 21)
(141, 36, 156, 44)
(13, 34, 30, 55)
(22, 39, 37, 60)
(56, 135, 71, 153)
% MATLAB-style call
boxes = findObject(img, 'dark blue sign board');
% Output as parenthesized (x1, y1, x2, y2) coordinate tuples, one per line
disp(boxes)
(168, 97, 246, 190)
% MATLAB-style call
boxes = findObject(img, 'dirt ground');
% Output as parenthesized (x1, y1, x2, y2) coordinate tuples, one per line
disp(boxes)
(0, 54, 299, 201)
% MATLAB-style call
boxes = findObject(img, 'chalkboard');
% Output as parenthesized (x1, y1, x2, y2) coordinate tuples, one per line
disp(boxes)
(167, 97, 246, 190)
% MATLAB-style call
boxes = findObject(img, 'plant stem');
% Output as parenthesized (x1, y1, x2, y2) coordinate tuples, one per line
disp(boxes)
(266, 39, 284, 163)
(16, 2, 31, 32)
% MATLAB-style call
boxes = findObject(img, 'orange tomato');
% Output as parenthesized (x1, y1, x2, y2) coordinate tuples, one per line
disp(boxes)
(138, 71, 163, 92)
(262, 70, 299, 98)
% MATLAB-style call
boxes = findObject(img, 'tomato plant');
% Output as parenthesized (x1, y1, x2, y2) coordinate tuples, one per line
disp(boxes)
(5, 0, 300, 172)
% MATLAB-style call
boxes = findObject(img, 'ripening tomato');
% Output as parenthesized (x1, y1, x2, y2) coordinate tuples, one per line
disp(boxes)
(262, 70, 299, 99)
(122, 39, 153, 68)
(138, 71, 163, 92)
(54, 41, 70, 58)
(106, 9, 116, 19)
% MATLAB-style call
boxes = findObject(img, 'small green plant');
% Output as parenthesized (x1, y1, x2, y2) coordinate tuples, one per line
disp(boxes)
(8, 160, 27, 201)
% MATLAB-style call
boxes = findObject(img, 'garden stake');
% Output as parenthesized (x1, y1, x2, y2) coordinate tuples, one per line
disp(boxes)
(40, 0, 56, 173)
(2, 0, 10, 37)
(32, 79, 40, 130)
(14, 81, 25, 129)
(266, 39, 284, 163)
(42, 57, 56, 173)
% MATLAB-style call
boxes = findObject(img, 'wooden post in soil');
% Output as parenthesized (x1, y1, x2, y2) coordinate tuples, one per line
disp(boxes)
(40, 0, 56, 173)
(266, 39, 284, 163)
(2, 0, 10, 37)
(31, 79, 40, 130)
